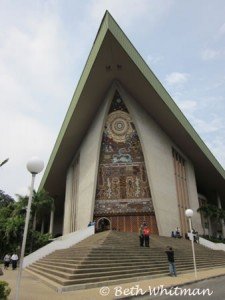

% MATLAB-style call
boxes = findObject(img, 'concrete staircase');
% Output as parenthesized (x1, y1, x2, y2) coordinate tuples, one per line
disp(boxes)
(26, 231, 225, 291)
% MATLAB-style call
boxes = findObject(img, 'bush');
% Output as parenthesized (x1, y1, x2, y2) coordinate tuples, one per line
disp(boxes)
(201, 235, 225, 244)
(26, 231, 52, 254)
(0, 281, 11, 299)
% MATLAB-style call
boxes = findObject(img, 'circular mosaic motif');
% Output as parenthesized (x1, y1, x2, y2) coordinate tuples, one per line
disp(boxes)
(106, 111, 132, 142)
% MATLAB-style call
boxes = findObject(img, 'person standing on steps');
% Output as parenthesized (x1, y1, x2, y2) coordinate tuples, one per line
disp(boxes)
(175, 227, 182, 238)
(143, 224, 150, 247)
(165, 246, 177, 277)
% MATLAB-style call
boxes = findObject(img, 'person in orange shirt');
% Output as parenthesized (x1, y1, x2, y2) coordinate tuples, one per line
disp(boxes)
(143, 225, 150, 247)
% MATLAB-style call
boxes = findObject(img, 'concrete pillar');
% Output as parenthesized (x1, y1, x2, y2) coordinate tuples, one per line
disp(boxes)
(63, 166, 73, 235)
(49, 209, 54, 235)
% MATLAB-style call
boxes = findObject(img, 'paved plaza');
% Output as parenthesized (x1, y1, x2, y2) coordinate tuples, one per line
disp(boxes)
(1, 266, 225, 299)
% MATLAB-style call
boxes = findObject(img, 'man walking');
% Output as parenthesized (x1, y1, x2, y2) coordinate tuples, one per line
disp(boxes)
(165, 246, 177, 276)
(11, 253, 19, 270)
(3, 254, 11, 270)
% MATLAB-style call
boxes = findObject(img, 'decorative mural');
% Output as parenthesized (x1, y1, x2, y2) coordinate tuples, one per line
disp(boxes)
(94, 94, 154, 216)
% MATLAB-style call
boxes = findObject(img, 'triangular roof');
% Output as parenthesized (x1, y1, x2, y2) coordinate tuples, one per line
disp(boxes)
(40, 11, 225, 201)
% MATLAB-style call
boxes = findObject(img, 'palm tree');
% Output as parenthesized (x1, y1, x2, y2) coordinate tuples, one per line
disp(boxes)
(32, 189, 55, 233)
(198, 203, 225, 237)
(0, 158, 9, 167)
(13, 194, 29, 217)
(15, 189, 54, 233)
(198, 204, 214, 236)
(217, 208, 225, 238)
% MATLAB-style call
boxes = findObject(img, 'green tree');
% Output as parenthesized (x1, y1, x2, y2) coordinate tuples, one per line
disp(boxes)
(0, 190, 14, 208)
(0, 189, 54, 256)
(198, 203, 225, 237)
(32, 189, 55, 233)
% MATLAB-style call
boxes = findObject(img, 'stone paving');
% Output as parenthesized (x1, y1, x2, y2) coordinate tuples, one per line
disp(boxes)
(1, 266, 225, 300)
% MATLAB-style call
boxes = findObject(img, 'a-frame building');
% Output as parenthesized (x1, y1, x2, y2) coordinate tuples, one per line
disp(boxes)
(40, 11, 225, 237)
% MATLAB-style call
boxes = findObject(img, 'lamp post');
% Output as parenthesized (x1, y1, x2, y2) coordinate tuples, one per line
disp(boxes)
(15, 157, 44, 300)
(185, 208, 197, 279)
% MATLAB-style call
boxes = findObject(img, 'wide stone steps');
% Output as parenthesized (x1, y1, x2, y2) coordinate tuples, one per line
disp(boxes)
(26, 231, 225, 290)
(27, 262, 221, 287)
(32, 258, 225, 275)
(44, 253, 224, 262)
(41, 252, 225, 261)
(34, 256, 225, 270)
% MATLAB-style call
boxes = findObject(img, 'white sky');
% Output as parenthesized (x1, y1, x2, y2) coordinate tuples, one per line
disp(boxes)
(0, 0, 225, 198)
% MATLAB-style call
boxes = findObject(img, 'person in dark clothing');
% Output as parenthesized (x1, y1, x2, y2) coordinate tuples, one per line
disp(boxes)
(165, 246, 177, 276)
(143, 225, 150, 247)
(185, 233, 190, 240)
(139, 225, 144, 247)
(175, 227, 182, 238)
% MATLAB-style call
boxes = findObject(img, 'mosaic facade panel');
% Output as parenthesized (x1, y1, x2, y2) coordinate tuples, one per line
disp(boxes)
(94, 94, 154, 216)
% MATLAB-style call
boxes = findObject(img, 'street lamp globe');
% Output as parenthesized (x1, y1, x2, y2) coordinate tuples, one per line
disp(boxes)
(26, 156, 44, 174)
(185, 208, 194, 218)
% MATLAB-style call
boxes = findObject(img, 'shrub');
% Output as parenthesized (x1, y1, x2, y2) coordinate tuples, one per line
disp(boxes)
(201, 235, 225, 244)
(26, 231, 52, 254)
(0, 281, 11, 299)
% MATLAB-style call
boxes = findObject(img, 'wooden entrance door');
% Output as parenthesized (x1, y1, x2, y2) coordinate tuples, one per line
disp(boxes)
(94, 215, 158, 234)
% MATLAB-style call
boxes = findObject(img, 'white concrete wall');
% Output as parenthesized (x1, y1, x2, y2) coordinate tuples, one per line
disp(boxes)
(65, 85, 116, 231)
(23, 226, 95, 268)
(118, 83, 200, 237)
(199, 236, 225, 251)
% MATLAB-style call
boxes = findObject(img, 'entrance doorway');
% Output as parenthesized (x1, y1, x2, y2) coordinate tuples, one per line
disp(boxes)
(97, 217, 111, 232)
(95, 215, 158, 234)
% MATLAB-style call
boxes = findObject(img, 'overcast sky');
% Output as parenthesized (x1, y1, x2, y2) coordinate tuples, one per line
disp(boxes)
(1, 0, 225, 198)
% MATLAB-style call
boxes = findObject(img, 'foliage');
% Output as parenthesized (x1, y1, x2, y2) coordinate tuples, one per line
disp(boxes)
(31, 190, 54, 231)
(197, 203, 225, 221)
(0, 189, 54, 257)
(0, 190, 14, 208)
(198, 203, 225, 236)
(201, 235, 225, 244)
(0, 281, 11, 299)
(198, 203, 217, 218)
(28, 231, 52, 253)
